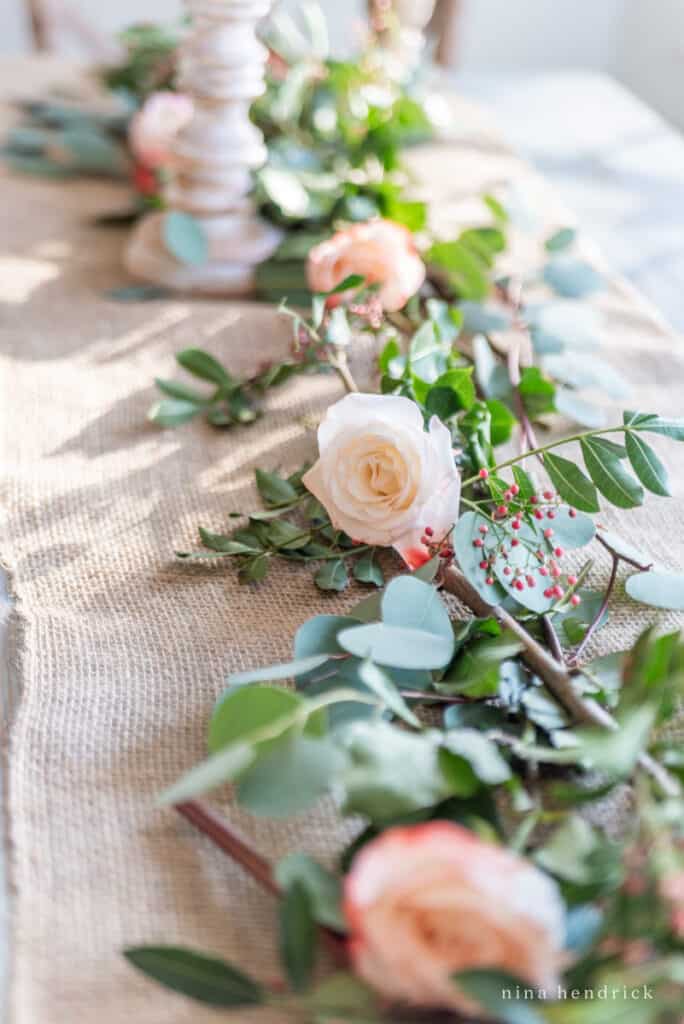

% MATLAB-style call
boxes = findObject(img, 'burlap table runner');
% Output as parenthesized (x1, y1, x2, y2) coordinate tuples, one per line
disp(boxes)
(2, 58, 684, 1023)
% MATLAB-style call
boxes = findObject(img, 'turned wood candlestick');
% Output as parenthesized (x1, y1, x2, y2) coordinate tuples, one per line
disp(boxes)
(124, 0, 282, 295)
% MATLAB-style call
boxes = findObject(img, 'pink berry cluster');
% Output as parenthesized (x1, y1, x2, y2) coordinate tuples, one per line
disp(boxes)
(419, 525, 454, 562)
(474, 470, 581, 607)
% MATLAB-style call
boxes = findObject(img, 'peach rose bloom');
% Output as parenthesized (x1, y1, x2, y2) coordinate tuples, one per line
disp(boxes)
(302, 393, 460, 569)
(129, 91, 194, 170)
(306, 219, 425, 312)
(661, 871, 684, 937)
(344, 822, 565, 1014)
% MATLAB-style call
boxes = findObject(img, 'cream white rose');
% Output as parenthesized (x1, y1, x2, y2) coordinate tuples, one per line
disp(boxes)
(344, 822, 565, 1014)
(302, 393, 460, 569)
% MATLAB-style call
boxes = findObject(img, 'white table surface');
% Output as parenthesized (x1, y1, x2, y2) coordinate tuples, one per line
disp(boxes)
(2, 67, 684, 1019)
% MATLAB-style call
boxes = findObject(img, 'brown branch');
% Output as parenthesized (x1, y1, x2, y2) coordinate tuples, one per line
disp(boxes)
(175, 800, 348, 965)
(541, 614, 564, 664)
(440, 566, 680, 797)
(176, 800, 279, 895)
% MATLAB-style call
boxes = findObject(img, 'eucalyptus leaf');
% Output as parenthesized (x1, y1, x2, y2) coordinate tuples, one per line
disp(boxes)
(338, 622, 453, 670)
(543, 257, 602, 298)
(352, 551, 383, 587)
(358, 659, 420, 727)
(381, 576, 454, 641)
(163, 211, 209, 266)
(626, 571, 684, 610)
(238, 735, 345, 817)
(275, 853, 345, 932)
(158, 742, 255, 805)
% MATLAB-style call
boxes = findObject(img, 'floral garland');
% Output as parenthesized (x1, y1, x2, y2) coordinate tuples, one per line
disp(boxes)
(130, 183, 684, 1024)
(7, 10, 684, 1021)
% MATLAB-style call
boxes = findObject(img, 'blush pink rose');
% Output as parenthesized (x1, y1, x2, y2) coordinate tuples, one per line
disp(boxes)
(128, 91, 194, 170)
(307, 219, 425, 312)
(344, 822, 565, 1014)
(661, 871, 684, 937)
(302, 393, 460, 570)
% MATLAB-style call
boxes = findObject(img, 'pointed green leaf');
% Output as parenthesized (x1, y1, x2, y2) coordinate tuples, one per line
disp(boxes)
(544, 452, 599, 512)
(315, 559, 349, 592)
(148, 398, 200, 427)
(352, 551, 383, 587)
(176, 348, 235, 388)
(255, 468, 299, 507)
(624, 410, 684, 440)
(624, 432, 671, 496)
(124, 947, 264, 1007)
(279, 882, 316, 992)
(580, 437, 643, 509)
(358, 660, 420, 728)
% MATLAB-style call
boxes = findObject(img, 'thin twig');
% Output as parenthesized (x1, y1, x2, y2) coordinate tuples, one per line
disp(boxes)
(328, 348, 359, 394)
(176, 800, 279, 894)
(596, 532, 653, 572)
(175, 801, 349, 965)
(400, 689, 472, 704)
(571, 553, 619, 666)
(440, 566, 680, 797)
(542, 614, 564, 664)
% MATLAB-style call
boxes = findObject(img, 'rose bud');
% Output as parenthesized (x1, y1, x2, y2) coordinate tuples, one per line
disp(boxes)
(344, 822, 564, 1015)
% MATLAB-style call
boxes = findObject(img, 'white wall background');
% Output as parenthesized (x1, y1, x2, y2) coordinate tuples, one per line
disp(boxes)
(2, 1, 684, 130)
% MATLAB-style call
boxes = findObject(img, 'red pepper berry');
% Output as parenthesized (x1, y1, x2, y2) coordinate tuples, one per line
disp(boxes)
(479, 560, 489, 570)
(568, 508, 577, 518)
(511, 538, 520, 547)
(526, 575, 536, 588)
(510, 484, 520, 496)
(424, 526, 434, 537)
(571, 594, 581, 607)
(530, 495, 538, 505)
(511, 519, 521, 530)
(478, 468, 489, 479)
(503, 567, 511, 576)
(543, 490, 554, 500)
(485, 576, 495, 585)
(496, 505, 508, 517)
(473, 539, 484, 548)
(515, 580, 525, 591)
(534, 509, 544, 520)
(539, 566, 549, 577)
(544, 528, 554, 539)
(552, 585, 564, 599)
(479, 524, 489, 534)
(544, 587, 554, 598)
(554, 546, 564, 558)
(567, 574, 578, 586)
(547, 509, 556, 520)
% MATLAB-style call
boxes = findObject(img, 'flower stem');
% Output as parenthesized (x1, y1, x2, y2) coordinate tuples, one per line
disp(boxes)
(440, 566, 680, 797)
(329, 347, 359, 394)
(175, 800, 348, 965)
(461, 426, 628, 488)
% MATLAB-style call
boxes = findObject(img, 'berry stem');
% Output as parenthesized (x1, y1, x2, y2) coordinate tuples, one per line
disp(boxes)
(461, 425, 629, 488)
(440, 565, 680, 798)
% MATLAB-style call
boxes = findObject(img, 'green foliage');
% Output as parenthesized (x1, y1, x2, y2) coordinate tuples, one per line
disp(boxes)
(123, 947, 264, 1007)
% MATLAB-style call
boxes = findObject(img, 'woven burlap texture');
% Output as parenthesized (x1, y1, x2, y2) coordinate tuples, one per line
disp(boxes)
(2, 62, 684, 1024)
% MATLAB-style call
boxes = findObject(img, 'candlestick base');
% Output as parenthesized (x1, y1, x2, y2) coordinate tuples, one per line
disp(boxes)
(124, 210, 282, 296)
